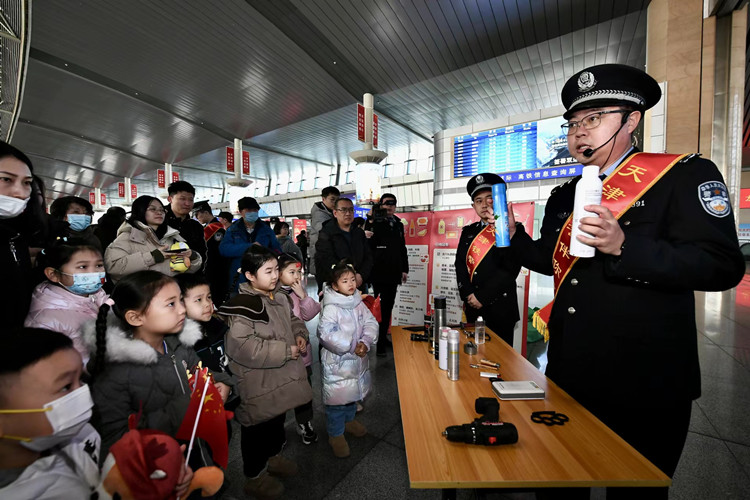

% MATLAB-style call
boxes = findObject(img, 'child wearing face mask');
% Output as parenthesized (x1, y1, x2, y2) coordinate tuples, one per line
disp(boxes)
(218, 246, 312, 500)
(82, 270, 233, 464)
(0, 328, 101, 498)
(24, 239, 110, 366)
(0, 328, 196, 499)
(318, 260, 378, 458)
(277, 253, 321, 445)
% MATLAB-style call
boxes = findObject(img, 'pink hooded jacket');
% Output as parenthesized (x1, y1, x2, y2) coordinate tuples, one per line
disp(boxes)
(278, 287, 321, 367)
(24, 281, 110, 364)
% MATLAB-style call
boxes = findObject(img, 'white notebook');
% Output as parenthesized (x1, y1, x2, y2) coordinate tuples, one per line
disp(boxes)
(491, 380, 545, 400)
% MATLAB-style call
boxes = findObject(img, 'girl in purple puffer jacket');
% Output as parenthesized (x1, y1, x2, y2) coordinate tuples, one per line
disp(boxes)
(24, 239, 110, 365)
(277, 253, 321, 445)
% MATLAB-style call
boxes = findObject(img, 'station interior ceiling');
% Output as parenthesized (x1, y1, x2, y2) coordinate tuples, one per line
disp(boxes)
(14, 0, 650, 204)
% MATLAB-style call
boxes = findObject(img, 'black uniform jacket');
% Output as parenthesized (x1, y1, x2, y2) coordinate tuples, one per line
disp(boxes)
(511, 153, 744, 406)
(314, 219, 373, 285)
(165, 206, 207, 270)
(455, 221, 522, 323)
(365, 215, 409, 285)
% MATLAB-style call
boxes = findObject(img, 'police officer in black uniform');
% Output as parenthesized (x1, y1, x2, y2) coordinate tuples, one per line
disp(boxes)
(508, 64, 744, 500)
(455, 174, 521, 346)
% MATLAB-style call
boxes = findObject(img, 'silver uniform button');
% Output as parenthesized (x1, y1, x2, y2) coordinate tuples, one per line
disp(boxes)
(568, 307, 576, 314)
(570, 278, 579, 286)
(623, 220, 631, 226)
(503, 292, 507, 297)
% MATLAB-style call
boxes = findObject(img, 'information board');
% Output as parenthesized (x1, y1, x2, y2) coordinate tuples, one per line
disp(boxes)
(453, 116, 581, 183)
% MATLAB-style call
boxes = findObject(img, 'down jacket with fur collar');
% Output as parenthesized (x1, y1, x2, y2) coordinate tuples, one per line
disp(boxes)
(82, 315, 232, 460)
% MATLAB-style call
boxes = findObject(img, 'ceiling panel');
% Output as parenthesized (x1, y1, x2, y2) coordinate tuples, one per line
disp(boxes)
(374, 10, 648, 136)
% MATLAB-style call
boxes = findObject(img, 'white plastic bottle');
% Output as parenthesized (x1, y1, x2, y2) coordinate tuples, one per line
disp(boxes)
(438, 327, 449, 371)
(474, 316, 486, 345)
(570, 165, 603, 258)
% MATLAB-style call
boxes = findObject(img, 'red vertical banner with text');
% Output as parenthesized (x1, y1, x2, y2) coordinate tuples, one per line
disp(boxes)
(157, 170, 166, 188)
(100, 193, 106, 206)
(373, 114, 378, 148)
(242, 151, 250, 175)
(89, 192, 96, 205)
(391, 212, 433, 327)
(357, 104, 365, 142)
(118, 183, 125, 198)
(741, 188, 750, 209)
(130, 184, 137, 200)
(172, 171, 179, 183)
(226, 147, 234, 173)
(292, 219, 307, 242)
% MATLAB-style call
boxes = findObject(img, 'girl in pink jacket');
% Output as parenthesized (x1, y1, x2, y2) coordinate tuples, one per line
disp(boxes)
(24, 238, 110, 365)
(277, 253, 321, 445)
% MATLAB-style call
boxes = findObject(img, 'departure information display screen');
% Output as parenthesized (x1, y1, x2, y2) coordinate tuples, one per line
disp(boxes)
(453, 117, 581, 183)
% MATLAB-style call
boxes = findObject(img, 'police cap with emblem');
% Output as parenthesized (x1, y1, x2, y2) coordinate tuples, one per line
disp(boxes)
(561, 64, 661, 119)
(193, 201, 212, 213)
(467, 173, 504, 199)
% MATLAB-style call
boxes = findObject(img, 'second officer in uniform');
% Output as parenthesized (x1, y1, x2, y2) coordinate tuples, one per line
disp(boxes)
(455, 173, 521, 345)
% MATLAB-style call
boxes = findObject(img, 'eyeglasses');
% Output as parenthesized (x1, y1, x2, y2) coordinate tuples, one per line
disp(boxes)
(381, 200, 396, 206)
(561, 110, 629, 136)
(336, 207, 354, 214)
(147, 207, 166, 214)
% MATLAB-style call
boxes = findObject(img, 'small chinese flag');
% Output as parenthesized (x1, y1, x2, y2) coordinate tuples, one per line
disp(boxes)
(175, 367, 233, 469)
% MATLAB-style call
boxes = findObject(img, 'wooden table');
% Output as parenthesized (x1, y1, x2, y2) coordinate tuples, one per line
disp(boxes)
(392, 325, 670, 489)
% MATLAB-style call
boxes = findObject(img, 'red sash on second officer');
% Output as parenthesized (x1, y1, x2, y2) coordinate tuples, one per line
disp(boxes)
(532, 152, 689, 341)
(466, 224, 495, 282)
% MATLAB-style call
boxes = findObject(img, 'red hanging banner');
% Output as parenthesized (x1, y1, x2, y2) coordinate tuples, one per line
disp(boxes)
(157, 170, 166, 188)
(100, 193, 106, 206)
(89, 192, 95, 205)
(357, 104, 365, 142)
(373, 113, 378, 148)
(118, 183, 125, 198)
(130, 184, 137, 200)
(226, 147, 234, 173)
(172, 171, 180, 183)
(740, 188, 750, 209)
(242, 151, 250, 175)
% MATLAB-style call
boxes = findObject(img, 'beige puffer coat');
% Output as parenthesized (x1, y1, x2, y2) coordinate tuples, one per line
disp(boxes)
(104, 221, 202, 283)
(218, 282, 312, 426)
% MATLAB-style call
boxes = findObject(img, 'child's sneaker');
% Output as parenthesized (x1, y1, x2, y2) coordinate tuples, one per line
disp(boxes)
(329, 434, 350, 458)
(296, 421, 318, 445)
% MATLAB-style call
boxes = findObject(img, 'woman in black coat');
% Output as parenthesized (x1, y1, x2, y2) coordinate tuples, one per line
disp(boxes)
(0, 141, 45, 328)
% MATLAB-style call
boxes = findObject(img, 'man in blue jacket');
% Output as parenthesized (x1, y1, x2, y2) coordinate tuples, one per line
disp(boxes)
(219, 196, 281, 294)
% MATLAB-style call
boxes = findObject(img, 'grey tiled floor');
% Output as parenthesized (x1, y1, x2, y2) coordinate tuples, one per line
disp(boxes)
(220, 282, 750, 499)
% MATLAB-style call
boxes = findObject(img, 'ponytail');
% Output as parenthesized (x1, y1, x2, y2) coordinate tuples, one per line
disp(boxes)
(89, 303, 110, 377)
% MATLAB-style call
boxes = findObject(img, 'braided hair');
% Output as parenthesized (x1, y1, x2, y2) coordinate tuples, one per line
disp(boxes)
(89, 270, 176, 376)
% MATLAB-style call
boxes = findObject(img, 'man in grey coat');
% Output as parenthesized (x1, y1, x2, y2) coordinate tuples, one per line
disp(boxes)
(308, 186, 339, 290)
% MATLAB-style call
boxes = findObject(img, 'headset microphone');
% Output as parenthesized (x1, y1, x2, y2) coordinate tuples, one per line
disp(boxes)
(581, 112, 631, 158)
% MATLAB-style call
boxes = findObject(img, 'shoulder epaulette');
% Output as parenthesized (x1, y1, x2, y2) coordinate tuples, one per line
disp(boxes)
(218, 294, 269, 323)
(679, 153, 701, 163)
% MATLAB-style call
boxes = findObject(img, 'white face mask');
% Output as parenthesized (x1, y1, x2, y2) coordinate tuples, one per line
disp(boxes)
(0, 384, 93, 451)
(0, 194, 29, 219)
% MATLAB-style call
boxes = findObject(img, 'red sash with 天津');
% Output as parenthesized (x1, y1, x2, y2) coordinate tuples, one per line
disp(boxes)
(532, 152, 689, 341)
(466, 223, 496, 281)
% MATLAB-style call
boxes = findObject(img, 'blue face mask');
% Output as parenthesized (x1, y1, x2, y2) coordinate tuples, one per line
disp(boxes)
(244, 211, 259, 224)
(59, 271, 106, 296)
(67, 214, 92, 232)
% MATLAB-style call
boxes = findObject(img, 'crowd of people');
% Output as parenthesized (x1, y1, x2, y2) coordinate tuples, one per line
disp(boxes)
(0, 144, 405, 499)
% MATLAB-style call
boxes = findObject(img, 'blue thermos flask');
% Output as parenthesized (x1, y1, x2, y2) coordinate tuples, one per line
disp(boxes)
(492, 182, 510, 247)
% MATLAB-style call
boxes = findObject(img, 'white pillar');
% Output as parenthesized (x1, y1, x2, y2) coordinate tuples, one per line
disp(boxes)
(364, 93, 374, 150)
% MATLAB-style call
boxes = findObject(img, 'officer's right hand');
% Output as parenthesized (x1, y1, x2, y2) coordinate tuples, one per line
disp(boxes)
(467, 293, 483, 309)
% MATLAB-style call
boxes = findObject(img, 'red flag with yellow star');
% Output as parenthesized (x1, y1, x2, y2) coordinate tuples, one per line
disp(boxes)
(175, 367, 233, 469)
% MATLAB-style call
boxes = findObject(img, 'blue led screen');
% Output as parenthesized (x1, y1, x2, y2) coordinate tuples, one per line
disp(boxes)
(453, 117, 580, 183)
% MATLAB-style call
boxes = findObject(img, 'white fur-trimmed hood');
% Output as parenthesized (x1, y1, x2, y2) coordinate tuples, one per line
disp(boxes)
(81, 312, 203, 365)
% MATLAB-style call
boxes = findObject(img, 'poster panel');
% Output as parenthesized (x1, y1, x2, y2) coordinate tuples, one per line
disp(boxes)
(391, 211, 432, 327)
(292, 219, 307, 241)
